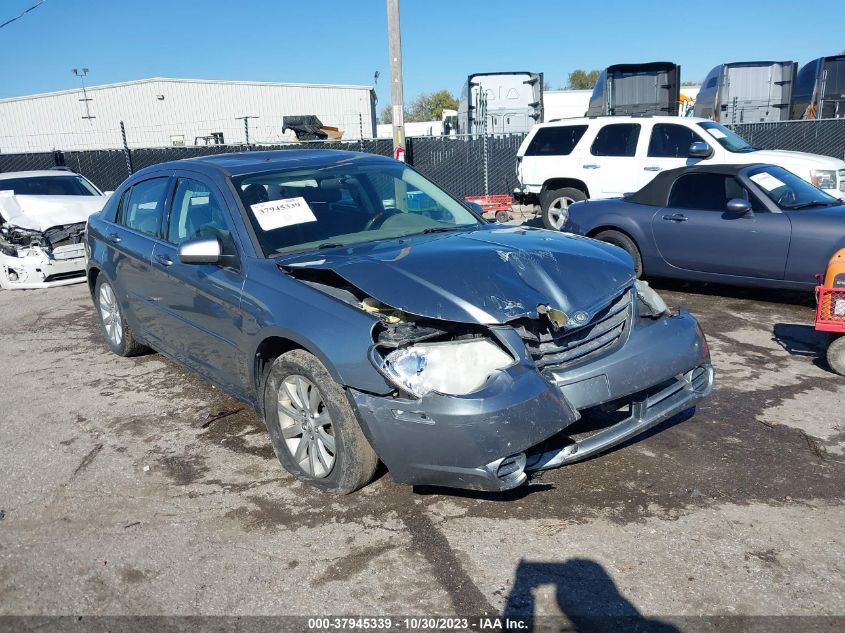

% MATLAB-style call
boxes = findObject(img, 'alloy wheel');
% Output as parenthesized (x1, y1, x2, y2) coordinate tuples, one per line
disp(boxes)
(98, 283, 123, 347)
(546, 196, 574, 230)
(276, 374, 336, 478)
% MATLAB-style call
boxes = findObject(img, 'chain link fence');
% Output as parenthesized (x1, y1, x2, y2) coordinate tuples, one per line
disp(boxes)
(2, 119, 843, 197)
(408, 134, 526, 199)
(729, 119, 845, 160)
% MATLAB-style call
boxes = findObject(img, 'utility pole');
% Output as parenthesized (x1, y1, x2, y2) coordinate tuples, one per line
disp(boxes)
(235, 115, 259, 148)
(72, 68, 95, 120)
(386, 0, 405, 162)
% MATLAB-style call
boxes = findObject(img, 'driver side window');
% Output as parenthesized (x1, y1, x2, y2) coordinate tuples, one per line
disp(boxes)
(166, 178, 233, 248)
(668, 174, 765, 211)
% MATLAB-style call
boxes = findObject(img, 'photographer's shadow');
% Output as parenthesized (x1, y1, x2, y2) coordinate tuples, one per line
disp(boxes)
(502, 558, 680, 633)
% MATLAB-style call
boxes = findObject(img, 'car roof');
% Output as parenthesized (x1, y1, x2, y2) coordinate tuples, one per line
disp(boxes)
(626, 163, 767, 206)
(539, 115, 709, 127)
(133, 149, 394, 179)
(0, 169, 81, 180)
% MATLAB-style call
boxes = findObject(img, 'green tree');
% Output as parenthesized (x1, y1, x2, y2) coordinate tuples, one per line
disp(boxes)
(379, 105, 394, 124)
(406, 90, 459, 122)
(566, 69, 601, 90)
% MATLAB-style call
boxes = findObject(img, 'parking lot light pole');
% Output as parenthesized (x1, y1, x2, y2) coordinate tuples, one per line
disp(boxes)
(236, 115, 259, 149)
(387, 0, 405, 162)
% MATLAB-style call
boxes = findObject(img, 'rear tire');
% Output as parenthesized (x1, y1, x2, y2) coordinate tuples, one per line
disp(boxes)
(827, 335, 845, 376)
(262, 350, 378, 494)
(593, 230, 643, 278)
(94, 276, 148, 357)
(540, 187, 586, 231)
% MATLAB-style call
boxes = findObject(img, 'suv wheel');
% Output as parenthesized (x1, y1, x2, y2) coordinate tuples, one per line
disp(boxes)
(593, 230, 643, 278)
(540, 187, 586, 231)
(263, 350, 378, 494)
(94, 276, 148, 356)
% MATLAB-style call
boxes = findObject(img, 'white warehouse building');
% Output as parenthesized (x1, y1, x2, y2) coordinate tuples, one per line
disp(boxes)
(0, 78, 377, 153)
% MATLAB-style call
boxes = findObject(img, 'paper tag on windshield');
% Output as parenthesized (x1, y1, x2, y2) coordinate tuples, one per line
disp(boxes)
(706, 128, 727, 139)
(750, 172, 786, 191)
(251, 197, 316, 231)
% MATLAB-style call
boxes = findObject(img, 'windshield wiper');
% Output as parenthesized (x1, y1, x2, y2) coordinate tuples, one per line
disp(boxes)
(317, 242, 345, 249)
(420, 226, 463, 234)
(786, 201, 835, 210)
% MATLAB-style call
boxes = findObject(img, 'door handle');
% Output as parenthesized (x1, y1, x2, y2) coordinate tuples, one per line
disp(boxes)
(582, 164, 601, 169)
(643, 166, 662, 171)
(662, 213, 688, 222)
(155, 253, 173, 267)
(107, 232, 122, 244)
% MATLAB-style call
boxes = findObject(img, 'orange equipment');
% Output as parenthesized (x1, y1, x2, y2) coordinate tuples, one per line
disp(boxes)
(815, 248, 845, 375)
(823, 248, 845, 289)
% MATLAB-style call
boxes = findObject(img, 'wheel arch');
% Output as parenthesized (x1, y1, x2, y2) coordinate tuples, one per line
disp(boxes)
(250, 331, 347, 412)
(87, 266, 101, 299)
(541, 178, 590, 198)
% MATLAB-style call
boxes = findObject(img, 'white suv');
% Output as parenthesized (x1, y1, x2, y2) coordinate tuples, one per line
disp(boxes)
(515, 116, 845, 229)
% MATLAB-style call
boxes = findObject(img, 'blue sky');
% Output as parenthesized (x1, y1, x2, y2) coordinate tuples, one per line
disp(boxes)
(2, 0, 843, 109)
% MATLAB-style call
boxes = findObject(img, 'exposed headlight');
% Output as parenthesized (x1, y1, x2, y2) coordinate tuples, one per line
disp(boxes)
(635, 279, 669, 318)
(379, 338, 515, 398)
(810, 169, 837, 190)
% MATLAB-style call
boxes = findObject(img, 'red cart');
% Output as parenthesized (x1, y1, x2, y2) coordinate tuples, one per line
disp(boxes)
(815, 286, 845, 375)
(464, 195, 513, 224)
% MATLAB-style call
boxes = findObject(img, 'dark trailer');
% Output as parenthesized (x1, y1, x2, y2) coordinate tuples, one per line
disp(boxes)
(791, 55, 845, 120)
(586, 62, 681, 117)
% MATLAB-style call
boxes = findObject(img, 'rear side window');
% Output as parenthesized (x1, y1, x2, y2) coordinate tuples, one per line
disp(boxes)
(669, 173, 765, 211)
(590, 124, 640, 157)
(117, 177, 169, 237)
(525, 125, 588, 156)
(648, 124, 704, 158)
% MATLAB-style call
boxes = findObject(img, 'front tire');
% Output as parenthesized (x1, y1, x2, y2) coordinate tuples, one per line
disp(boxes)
(94, 276, 148, 357)
(593, 230, 644, 278)
(827, 335, 845, 376)
(263, 350, 378, 494)
(540, 187, 586, 231)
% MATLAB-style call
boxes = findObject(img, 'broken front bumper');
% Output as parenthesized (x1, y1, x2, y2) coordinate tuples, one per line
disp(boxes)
(349, 311, 713, 492)
(0, 244, 87, 290)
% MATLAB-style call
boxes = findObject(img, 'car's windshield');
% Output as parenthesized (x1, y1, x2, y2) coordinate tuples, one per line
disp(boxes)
(747, 165, 838, 210)
(234, 160, 483, 257)
(697, 121, 756, 153)
(0, 175, 100, 196)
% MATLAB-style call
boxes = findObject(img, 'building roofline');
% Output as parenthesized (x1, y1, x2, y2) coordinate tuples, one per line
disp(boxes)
(0, 77, 375, 104)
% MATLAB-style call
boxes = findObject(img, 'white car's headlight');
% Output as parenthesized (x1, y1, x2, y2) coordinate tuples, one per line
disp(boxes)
(380, 338, 515, 398)
(810, 169, 837, 190)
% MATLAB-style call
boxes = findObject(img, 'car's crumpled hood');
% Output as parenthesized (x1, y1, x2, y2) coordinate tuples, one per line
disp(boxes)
(279, 226, 635, 325)
(0, 193, 105, 232)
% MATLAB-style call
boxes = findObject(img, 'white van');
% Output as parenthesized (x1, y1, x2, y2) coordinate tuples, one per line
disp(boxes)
(515, 115, 845, 229)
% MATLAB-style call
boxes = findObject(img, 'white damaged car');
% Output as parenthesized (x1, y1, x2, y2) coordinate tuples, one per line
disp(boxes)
(0, 170, 107, 290)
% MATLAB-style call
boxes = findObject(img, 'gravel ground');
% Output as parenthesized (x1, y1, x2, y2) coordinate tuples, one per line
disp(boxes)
(0, 243, 843, 629)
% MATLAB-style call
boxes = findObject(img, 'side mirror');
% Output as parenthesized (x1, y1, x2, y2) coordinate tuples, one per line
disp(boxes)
(178, 236, 222, 264)
(726, 198, 753, 216)
(467, 201, 484, 216)
(103, 190, 114, 197)
(689, 141, 712, 158)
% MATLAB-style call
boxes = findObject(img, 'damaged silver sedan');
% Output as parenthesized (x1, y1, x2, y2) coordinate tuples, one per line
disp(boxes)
(0, 170, 107, 289)
(86, 150, 713, 493)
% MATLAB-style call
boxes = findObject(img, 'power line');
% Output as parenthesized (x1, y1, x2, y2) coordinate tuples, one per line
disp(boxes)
(0, 0, 47, 31)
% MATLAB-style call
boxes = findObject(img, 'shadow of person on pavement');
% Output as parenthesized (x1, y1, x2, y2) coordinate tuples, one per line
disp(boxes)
(502, 558, 680, 633)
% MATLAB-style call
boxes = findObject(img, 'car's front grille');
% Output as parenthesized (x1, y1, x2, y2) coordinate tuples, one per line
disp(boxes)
(514, 288, 633, 371)
(838, 169, 845, 193)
